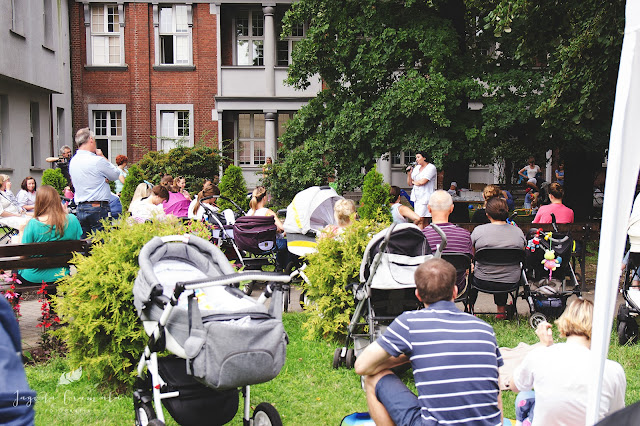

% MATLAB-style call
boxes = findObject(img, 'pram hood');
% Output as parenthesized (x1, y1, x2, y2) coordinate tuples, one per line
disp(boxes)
(284, 186, 343, 256)
(360, 223, 434, 290)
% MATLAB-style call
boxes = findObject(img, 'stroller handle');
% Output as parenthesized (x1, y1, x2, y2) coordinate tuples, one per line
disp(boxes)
(178, 271, 292, 291)
(430, 223, 446, 254)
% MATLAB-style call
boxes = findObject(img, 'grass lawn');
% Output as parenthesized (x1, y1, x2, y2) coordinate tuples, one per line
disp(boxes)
(25, 312, 640, 425)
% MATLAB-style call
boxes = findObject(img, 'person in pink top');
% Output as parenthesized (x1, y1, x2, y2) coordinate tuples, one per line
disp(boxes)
(533, 183, 574, 224)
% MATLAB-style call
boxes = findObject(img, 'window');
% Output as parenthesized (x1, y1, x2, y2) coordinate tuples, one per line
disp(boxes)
(93, 110, 125, 161)
(277, 22, 305, 66)
(56, 108, 65, 151)
(235, 10, 264, 66)
(156, 104, 193, 152)
(11, 0, 25, 36)
(237, 113, 265, 166)
(90, 4, 122, 65)
(391, 150, 415, 166)
(158, 5, 192, 65)
(43, 0, 54, 49)
(277, 113, 294, 141)
(30, 103, 40, 167)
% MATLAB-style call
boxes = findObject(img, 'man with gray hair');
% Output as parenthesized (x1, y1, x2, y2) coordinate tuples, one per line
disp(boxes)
(69, 127, 121, 237)
(56, 145, 72, 186)
(422, 190, 472, 294)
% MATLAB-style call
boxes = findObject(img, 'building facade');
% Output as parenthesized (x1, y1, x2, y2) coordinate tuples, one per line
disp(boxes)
(71, 0, 320, 188)
(0, 0, 72, 183)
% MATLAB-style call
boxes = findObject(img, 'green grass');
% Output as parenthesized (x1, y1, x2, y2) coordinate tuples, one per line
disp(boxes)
(25, 313, 640, 425)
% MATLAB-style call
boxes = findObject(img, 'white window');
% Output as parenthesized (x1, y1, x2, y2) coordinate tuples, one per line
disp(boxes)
(277, 22, 305, 66)
(93, 110, 124, 161)
(11, 0, 25, 36)
(158, 5, 192, 65)
(90, 4, 122, 65)
(43, 0, 55, 49)
(391, 150, 415, 166)
(235, 10, 264, 66)
(156, 104, 194, 152)
(237, 113, 265, 166)
(30, 102, 40, 167)
(277, 112, 294, 141)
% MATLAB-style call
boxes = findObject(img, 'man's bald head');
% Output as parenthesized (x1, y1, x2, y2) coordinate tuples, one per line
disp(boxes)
(428, 190, 453, 212)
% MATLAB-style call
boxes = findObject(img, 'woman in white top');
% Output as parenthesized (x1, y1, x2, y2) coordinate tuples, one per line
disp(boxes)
(510, 299, 626, 426)
(16, 176, 37, 212)
(518, 156, 541, 191)
(247, 186, 287, 270)
(406, 152, 437, 219)
(128, 185, 170, 223)
(389, 185, 420, 224)
(0, 174, 31, 236)
(188, 182, 219, 221)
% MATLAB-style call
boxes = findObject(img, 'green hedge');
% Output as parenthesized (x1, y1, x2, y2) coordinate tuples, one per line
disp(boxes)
(55, 218, 211, 391)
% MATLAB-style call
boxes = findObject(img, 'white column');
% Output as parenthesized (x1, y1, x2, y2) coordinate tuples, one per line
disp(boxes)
(263, 6, 276, 96)
(264, 112, 277, 161)
(378, 153, 392, 184)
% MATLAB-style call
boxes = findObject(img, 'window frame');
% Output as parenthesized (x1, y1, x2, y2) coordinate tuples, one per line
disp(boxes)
(236, 113, 265, 167)
(276, 22, 306, 67)
(85, 4, 125, 66)
(391, 150, 416, 167)
(88, 104, 127, 163)
(155, 104, 194, 152)
(153, 4, 193, 67)
(233, 9, 264, 66)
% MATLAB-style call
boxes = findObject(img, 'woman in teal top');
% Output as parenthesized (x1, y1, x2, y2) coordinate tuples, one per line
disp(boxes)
(17, 185, 82, 284)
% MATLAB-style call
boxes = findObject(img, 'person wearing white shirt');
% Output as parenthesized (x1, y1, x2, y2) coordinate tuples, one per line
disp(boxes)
(406, 151, 437, 220)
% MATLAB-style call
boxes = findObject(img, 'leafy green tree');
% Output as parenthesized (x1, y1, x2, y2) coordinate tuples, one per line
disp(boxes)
(359, 166, 391, 222)
(42, 169, 67, 196)
(280, 0, 476, 193)
(218, 165, 248, 212)
(119, 164, 145, 212)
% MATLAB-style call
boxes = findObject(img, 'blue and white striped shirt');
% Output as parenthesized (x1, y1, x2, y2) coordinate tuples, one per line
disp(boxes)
(377, 300, 503, 425)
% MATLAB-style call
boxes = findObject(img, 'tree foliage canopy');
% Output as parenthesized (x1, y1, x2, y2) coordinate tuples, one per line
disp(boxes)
(271, 0, 624, 202)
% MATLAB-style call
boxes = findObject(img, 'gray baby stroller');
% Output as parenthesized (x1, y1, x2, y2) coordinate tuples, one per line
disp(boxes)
(132, 234, 290, 426)
(333, 223, 445, 369)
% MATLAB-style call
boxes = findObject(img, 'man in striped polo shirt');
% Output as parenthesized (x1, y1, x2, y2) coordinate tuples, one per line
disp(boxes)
(355, 258, 504, 425)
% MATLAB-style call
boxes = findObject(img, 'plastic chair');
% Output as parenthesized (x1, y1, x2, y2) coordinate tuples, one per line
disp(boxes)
(466, 248, 527, 321)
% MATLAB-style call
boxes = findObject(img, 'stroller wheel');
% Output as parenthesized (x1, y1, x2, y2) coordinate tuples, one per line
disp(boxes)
(332, 348, 343, 369)
(529, 312, 547, 329)
(618, 320, 639, 346)
(345, 348, 356, 369)
(253, 402, 282, 426)
(134, 401, 158, 426)
(299, 290, 309, 310)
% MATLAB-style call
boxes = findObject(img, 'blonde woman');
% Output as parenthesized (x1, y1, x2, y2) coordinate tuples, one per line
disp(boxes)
(0, 174, 30, 231)
(189, 182, 220, 221)
(322, 198, 357, 238)
(471, 184, 502, 224)
(510, 299, 626, 425)
(16, 185, 82, 285)
(128, 183, 152, 211)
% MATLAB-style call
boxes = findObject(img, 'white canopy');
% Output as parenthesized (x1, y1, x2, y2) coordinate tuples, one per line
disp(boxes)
(283, 186, 342, 235)
(587, 1, 640, 423)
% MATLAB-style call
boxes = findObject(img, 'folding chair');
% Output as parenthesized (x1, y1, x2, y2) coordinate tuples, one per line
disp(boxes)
(441, 252, 472, 303)
(466, 248, 527, 322)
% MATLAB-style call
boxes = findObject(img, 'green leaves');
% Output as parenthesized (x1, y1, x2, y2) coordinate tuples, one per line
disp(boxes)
(218, 165, 249, 212)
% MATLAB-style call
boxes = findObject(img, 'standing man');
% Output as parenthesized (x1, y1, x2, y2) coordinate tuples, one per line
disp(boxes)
(57, 145, 73, 187)
(406, 152, 437, 222)
(355, 258, 503, 426)
(69, 128, 121, 237)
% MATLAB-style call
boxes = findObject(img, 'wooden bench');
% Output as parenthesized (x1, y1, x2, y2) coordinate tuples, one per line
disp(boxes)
(454, 222, 599, 291)
(0, 239, 92, 294)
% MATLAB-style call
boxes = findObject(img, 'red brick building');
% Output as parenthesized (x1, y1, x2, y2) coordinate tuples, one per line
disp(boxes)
(70, 1, 321, 187)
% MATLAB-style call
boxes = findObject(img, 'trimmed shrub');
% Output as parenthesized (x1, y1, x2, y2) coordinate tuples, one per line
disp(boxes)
(119, 164, 145, 212)
(55, 218, 211, 391)
(359, 166, 391, 222)
(136, 146, 222, 194)
(302, 219, 387, 341)
(218, 165, 248, 212)
(42, 168, 67, 196)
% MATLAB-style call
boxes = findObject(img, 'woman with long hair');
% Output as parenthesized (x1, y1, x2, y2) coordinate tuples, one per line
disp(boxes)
(17, 176, 37, 212)
(114, 155, 128, 196)
(0, 174, 30, 232)
(16, 185, 82, 285)
(188, 182, 220, 220)
(160, 175, 190, 217)
(174, 176, 191, 200)
(129, 185, 170, 223)
(532, 183, 574, 224)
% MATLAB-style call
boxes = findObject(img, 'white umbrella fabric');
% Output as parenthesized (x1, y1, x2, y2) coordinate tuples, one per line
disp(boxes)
(587, 1, 640, 424)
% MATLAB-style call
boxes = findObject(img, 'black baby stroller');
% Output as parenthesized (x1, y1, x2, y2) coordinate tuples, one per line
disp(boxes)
(333, 223, 445, 369)
(617, 251, 640, 345)
(132, 234, 290, 426)
(524, 215, 581, 328)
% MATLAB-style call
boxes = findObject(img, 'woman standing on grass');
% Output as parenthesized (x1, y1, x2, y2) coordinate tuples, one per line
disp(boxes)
(16, 185, 82, 285)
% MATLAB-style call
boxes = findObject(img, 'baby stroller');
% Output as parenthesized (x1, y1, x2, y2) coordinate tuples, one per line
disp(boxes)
(617, 251, 640, 345)
(132, 234, 290, 426)
(524, 214, 581, 328)
(283, 186, 343, 308)
(333, 223, 445, 369)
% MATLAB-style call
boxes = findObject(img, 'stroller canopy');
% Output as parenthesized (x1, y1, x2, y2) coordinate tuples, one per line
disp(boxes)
(284, 186, 342, 256)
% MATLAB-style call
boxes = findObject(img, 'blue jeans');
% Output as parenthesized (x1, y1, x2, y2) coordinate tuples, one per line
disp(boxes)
(76, 204, 110, 238)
